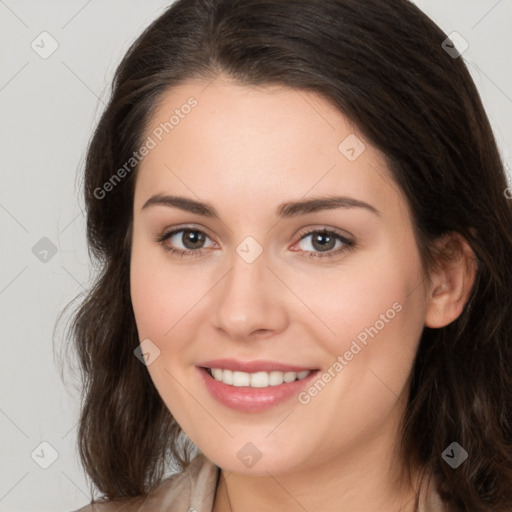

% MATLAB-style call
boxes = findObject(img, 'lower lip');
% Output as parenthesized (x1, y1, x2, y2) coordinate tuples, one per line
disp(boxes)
(197, 367, 319, 413)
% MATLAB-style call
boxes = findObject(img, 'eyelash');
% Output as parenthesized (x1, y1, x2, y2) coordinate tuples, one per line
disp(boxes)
(156, 226, 356, 260)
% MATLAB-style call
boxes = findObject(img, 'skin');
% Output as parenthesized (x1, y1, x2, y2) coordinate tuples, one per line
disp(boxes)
(129, 76, 476, 512)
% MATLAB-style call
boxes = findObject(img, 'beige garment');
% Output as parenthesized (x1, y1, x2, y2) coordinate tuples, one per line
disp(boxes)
(72, 453, 448, 512)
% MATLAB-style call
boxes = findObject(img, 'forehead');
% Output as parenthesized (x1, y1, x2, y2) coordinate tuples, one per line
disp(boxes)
(134, 78, 402, 220)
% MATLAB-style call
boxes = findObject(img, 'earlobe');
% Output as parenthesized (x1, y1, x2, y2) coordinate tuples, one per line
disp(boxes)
(424, 233, 477, 329)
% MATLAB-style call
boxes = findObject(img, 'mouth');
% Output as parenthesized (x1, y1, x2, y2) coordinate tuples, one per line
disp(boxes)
(196, 359, 320, 412)
(203, 367, 313, 388)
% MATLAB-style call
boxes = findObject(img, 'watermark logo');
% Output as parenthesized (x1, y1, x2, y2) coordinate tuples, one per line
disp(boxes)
(442, 32, 469, 59)
(134, 338, 161, 366)
(31, 31, 58, 59)
(31, 441, 59, 469)
(236, 236, 263, 264)
(442, 442, 468, 469)
(237, 442, 262, 468)
(32, 237, 58, 263)
(338, 134, 366, 161)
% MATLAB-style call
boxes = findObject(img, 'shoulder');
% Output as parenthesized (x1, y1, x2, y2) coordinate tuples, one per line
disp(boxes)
(70, 453, 220, 512)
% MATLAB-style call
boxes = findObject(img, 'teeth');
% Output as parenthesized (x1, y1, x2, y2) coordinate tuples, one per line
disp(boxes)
(208, 368, 312, 387)
(232, 371, 250, 387)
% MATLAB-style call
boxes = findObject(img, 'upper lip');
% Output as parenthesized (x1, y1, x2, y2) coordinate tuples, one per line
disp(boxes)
(198, 359, 317, 373)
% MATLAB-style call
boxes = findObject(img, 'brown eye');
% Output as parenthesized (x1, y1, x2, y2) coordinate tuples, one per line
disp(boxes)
(295, 229, 356, 259)
(179, 229, 207, 250)
(157, 227, 215, 257)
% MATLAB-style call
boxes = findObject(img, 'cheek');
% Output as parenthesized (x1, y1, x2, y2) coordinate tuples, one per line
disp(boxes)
(286, 253, 426, 457)
(129, 240, 216, 388)
(294, 242, 428, 433)
(129, 243, 204, 415)
(329, 248, 426, 397)
(130, 239, 197, 339)
(130, 263, 171, 340)
(298, 247, 424, 356)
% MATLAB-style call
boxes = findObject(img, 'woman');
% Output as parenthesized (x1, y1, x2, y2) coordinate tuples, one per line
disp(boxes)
(66, 0, 512, 510)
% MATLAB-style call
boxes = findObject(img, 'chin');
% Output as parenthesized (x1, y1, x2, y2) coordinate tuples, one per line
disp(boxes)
(198, 437, 312, 476)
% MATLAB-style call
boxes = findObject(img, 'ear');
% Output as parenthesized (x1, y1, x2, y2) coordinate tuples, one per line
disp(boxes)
(425, 232, 477, 329)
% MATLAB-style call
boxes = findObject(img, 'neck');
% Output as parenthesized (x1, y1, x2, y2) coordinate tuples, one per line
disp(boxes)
(212, 409, 422, 512)
(214, 457, 421, 512)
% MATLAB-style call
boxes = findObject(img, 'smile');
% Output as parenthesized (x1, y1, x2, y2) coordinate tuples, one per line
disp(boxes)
(206, 368, 312, 387)
(196, 359, 320, 412)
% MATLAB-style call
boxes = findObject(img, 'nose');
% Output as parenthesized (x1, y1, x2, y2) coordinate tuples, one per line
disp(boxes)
(212, 248, 289, 342)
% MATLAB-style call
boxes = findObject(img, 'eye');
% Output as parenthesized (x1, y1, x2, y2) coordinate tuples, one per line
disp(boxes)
(156, 227, 216, 258)
(156, 226, 356, 260)
(293, 228, 356, 259)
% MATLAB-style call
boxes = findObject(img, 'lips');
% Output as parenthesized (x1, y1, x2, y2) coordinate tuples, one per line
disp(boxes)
(196, 359, 320, 412)
(198, 358, 316, 373)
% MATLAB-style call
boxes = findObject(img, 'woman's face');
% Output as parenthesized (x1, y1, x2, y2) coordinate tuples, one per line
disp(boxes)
(130, 77, 430, 476)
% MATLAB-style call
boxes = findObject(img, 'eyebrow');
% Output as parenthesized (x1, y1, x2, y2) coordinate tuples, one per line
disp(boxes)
(141, 194, 380, 218)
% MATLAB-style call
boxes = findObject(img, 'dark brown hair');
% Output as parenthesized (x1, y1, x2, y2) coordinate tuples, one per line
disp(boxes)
(59, 0, 512, 509)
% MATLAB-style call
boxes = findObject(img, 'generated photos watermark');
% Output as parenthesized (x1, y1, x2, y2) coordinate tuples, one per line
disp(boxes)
(297, 301, 403, 405)
(94, 96, 198, 200)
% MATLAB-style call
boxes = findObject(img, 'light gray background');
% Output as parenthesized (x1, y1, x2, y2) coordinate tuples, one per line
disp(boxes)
(1, 1, 511, 511)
